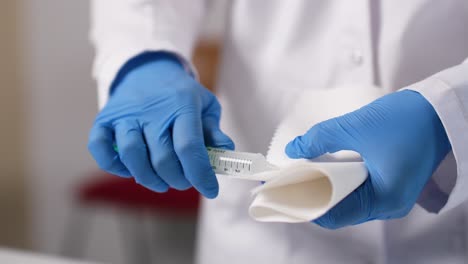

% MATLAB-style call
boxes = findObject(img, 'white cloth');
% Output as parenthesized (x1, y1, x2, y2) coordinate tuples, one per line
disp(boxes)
(91, 1, 468, 263)
(248, 161, 368, 223)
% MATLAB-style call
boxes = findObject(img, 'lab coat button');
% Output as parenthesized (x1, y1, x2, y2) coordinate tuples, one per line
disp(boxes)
(351, 49, 364, 65)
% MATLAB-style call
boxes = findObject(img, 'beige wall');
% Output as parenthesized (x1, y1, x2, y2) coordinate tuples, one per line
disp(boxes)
(0, 0, 28, 249)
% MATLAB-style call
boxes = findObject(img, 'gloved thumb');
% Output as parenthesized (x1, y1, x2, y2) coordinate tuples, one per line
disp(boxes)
(203, 115, 235, 150)
(285, 118, 352, 159)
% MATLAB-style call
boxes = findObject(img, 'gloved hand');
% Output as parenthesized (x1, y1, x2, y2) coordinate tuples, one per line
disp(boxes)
(285, 90, 451, 229)
(88, 52, 234, 198)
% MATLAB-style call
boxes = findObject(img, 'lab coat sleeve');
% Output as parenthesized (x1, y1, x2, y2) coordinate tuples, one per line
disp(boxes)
(90, 0, 207, 109)
(406, 60, 468, 214)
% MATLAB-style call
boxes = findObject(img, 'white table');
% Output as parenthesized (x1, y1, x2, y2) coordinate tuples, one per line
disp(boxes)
(0, 248, 101, 264)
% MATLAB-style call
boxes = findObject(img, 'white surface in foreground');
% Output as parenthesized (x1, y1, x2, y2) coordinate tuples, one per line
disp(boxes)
(0, 248, 101, 264)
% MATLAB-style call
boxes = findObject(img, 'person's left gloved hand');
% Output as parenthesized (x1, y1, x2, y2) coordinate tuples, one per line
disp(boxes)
(285, 90, 452, 229)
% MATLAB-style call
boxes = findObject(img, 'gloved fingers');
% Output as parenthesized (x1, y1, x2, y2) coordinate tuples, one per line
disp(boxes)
(143, 123, 191, 191)
(200, 90, 234, 149)
(114, 120, 169, 192)
(200, 85, 220, 112)
(88, 124, 131, 177)
(285, 118, 353, 159)
(314, 178, 375, 229)
(173, 112, 219, 198)
(202, 115, 235, 150)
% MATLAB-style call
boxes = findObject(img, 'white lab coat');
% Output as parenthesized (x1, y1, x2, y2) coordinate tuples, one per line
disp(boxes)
(90, 1, 468, 263)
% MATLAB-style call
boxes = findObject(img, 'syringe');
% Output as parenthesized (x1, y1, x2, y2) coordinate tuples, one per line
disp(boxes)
(206, 147, 278, 176)
(113, 144, 276, 177)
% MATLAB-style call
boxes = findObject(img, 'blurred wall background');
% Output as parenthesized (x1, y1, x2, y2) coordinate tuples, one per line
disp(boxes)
(0, 0, 229, 263)
(20, 0, 106, 260)
(0, 0, 28, 250)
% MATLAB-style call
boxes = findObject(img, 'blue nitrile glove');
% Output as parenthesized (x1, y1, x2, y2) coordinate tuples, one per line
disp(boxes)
(88, 52, 234, 198)
(285, 90, 451, 229)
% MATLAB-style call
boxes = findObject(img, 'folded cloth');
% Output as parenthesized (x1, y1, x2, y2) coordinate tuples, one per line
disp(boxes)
(247, 87, 386, 223)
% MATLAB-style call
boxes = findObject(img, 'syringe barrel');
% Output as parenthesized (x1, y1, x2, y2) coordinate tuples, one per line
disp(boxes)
(207, 147, 267, 176)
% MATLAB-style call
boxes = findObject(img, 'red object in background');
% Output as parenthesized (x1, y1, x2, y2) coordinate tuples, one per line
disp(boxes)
(77, 171, 200, 215)
(62, 171, 200, 262)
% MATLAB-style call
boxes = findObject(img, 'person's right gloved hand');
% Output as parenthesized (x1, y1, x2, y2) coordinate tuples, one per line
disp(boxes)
(88, 52, 234, 198)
